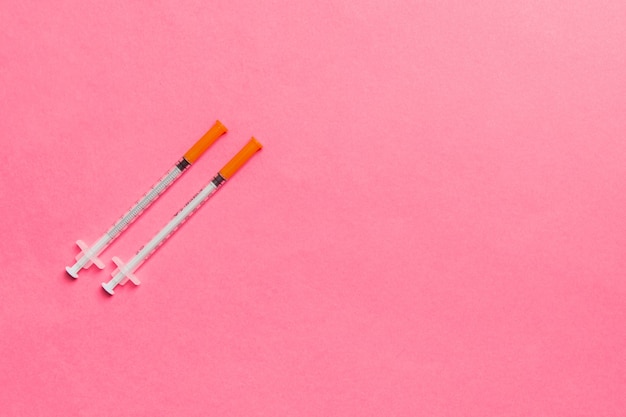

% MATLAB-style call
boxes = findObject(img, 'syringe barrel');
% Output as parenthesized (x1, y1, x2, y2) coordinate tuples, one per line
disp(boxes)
(106, 164, 184, 239)
(126, 179, 222, 270)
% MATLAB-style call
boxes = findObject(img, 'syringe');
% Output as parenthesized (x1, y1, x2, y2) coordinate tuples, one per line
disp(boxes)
(102, 137, 262, 295)
(66, 120, 227, 278)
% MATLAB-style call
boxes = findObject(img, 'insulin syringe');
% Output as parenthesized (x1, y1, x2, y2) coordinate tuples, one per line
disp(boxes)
(65, 120, 227, 278)
(102, 137, 263, 295)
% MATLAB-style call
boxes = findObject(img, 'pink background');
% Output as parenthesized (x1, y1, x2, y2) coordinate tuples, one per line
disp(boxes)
(1, 1, 625, 415)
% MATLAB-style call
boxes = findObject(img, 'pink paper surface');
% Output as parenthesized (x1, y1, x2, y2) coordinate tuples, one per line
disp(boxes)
(1, 1, 625, 415)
